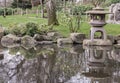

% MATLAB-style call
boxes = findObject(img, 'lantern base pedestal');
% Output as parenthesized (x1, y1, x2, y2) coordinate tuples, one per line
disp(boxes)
(83, 39, 112, 46)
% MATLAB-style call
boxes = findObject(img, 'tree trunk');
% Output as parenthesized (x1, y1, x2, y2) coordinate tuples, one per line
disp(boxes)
(63, 0, 66, 13)
(31, 0, 34, 9)
(46, 0, 59, 25)
(16, 0, 18, 14)
(3, 0, 6, 18)
(36, 8, 39, 17)
(40, 0, 45, 18)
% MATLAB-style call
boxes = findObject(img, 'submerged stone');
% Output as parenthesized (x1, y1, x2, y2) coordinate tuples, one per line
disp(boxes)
(118, 40, 120, 44)
(21, 35, 36, 49)
(37, 41, 54, 45)
(33, 34, 45, 41)
(34, 32, 62, 42)
(70, 33, 86, 44)
(70, 45, 84, 54)
(114, 44, 120, 48)
(107, 35, 116, 44)
(57, 38, 73, 45)
(47, 32, 63, 42)
(116, 34, 120, 43)
(34, 34, 53, 41)
(1, 34, 20, 47)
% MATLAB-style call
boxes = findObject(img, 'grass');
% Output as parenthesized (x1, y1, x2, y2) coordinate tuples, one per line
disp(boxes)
(105, 24, 120, 35)
(0, 14, 47, 27)
(0, 14, 119, 37)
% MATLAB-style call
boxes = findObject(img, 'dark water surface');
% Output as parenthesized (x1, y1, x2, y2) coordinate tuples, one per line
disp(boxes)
(0, 44, 120, 83)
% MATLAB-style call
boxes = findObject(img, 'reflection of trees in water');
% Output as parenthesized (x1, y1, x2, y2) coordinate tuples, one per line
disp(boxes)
(7, 45, 58, 83)
(53, 45, 85, 82)
(106, 48, 120, 82)
(8, 45, 57, 59)
(1, 45, 120, 83)
(4, 45, 85, 83)
(8, 46, 38, 59)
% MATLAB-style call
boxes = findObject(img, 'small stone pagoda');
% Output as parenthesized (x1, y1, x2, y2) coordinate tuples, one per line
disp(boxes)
(83, 7, 112, 46)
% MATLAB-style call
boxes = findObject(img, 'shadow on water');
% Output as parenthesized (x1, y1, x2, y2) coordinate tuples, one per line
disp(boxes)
(0, 44, 120, 83)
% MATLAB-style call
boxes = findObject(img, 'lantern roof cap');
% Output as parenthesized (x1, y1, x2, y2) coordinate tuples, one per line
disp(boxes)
(86, 6, 111, 14)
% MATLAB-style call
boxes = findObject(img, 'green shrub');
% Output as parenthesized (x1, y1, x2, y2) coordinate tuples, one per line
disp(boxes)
(71, 5, 93, 15)
(0, 8, 16, 16)
(24, 22, 39, 36)
(6, 8, 13, 15)
(104, 0, 120, 6)
(6, 22, 55, 36)
(5, 23, 25, 36)
(6, 22, 39, 36)
(0, 8, 4, 15)
(68, 15, 81, 33)
(38, 24, 55, 35)
(110, 0, 120, 4)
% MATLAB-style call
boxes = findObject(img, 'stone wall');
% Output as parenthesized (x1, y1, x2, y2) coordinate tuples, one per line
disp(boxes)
(108, 3, 120, 24)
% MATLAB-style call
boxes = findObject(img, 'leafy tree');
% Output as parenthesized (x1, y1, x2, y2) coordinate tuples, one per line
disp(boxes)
(110, 0, 120, 4)
(90, 0, 106, 7)
(105, 0, 120, 6)
(11, 0, 32, 9)
(40, 0, 45, 18)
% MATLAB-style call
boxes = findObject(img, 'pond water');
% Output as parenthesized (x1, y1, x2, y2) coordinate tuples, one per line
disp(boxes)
(0, 44, 120, 83)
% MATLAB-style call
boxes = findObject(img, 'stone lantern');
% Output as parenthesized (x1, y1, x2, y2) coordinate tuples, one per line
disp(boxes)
(83, 7, 112, 46)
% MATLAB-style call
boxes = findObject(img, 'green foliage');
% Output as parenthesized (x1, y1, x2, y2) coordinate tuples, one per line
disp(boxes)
(58, 12, 82, 33)
(0, 8, 4, 16)
(6, 22, 39, 36)
(105, 0, 120, 6)
(38, 24, 54, 35)
(90, 0, 106, 7)
(58, 13, 69, 26)
(55, 0, 63, 11)
(24, 22, 39, 36)
(5, 23, 25, 36)
(110, 0, 120, 4)
(68, 14, 81, 33)
(71, 5, 93, 15)
(11, 0, 32, 9)
(6, 21, 55, 37)
(0, 8, 16, 16)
